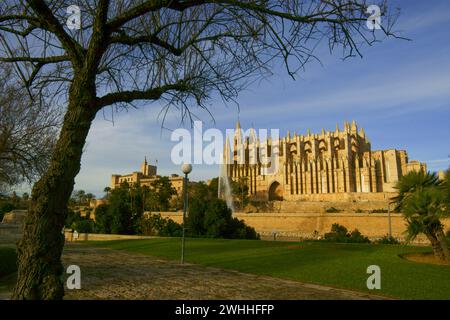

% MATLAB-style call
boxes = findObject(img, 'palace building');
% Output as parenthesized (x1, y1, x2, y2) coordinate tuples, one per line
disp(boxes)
(224, 121, 426, 202)
(111, 158, 184, 194)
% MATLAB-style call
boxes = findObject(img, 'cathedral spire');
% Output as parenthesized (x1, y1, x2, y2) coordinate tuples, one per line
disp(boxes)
(344, 121, 350, 132)
(359, 127, 365, 138)
(351, 120, 357, 132)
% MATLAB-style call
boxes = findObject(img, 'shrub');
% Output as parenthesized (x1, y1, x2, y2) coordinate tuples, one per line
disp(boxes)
(323, 223, 370, 243)
(72, 219, 95, 233)
(188, 198, 259, 240)
(65, 208, 96, 233)
(375, 235, 400, 245)
(370, 209, 388, 213)
(349, 229, 370, 243)
(140, 213, 182, 237)
(324, 223, 348, 242)
(355, 208, 364, 213)
(325, 207, 341, 213)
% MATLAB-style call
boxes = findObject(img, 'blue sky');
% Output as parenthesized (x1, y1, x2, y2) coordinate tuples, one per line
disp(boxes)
(74, 0, 450, 197)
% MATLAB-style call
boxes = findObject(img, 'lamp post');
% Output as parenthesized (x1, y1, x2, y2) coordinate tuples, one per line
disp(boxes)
(181, 163, 192, 264)
(388, 202, 392, 240)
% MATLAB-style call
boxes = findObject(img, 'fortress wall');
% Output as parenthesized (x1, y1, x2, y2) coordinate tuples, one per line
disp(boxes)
(158, 212, 450, 242)
(282, 192, 395, 202)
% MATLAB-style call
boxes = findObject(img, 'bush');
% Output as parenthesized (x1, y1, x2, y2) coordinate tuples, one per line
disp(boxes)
(188, 198, 259, 240)
(349, 229, 370, 243)
(355, 208, 364, 213)
(370, 209, 388, 213)
(325, 207, 341, 213)
(140, 213, 182, 237)
(375, 235, 400, 245)
(323, 223, 370, 243)
(73, 219, 95, 233)
(324, 223, 348, 242)
(65, 208, 96, 233)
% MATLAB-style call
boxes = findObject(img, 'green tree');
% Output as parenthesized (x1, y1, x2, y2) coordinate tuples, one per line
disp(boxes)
(189, 198, 259, 240)
(393, 171, 449, 261)
(85, 193, 95, 205)
(149, 177, 177, 211)
(140, 213, 182, 237)
(207, 178, 219, 199)
(232, 177, 249, 210)
(94, 204, 112, 234)
(22, 193, 30, 202)
(103, 187, 111, 197)
(187, 197, 208, 236)
(1, 0, 401, 300)
(73, 190, 86, 205)
(108, 187, 134, 235)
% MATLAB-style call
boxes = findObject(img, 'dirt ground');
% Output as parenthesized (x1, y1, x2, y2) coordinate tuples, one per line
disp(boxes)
(401, 252, 450, 266)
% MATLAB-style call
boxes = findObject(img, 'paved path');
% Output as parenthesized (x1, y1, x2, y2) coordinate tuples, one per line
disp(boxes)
(63, 244, 388, 300)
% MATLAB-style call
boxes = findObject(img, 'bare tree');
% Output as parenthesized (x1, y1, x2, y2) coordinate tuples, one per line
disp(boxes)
(0, 63, 58, 193)
(0, 0, 401, 299)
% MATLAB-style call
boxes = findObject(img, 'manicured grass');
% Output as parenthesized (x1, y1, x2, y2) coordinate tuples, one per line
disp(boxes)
(87, 238, 450, 300)
(0, 247, 17, 278)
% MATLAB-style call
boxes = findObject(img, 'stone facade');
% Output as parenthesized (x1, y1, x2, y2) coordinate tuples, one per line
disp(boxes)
(111, 158, 184, 194)
(224, 121, 426, 201)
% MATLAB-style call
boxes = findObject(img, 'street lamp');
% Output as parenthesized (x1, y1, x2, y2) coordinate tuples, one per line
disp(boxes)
(181, 163, 192, 264)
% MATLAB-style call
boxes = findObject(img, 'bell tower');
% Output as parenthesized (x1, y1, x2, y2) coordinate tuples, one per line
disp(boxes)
(141, 156, 148, 176)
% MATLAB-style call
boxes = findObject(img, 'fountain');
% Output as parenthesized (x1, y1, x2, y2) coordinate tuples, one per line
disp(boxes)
(218, 156, 234, 212)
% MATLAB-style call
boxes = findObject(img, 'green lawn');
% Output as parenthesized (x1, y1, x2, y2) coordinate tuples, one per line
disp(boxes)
(87, 238, 450, 300)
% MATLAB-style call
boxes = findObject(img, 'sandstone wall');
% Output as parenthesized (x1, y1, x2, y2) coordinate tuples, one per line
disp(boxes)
(64, 232, 157, 242)
(158, 211, 450, 243)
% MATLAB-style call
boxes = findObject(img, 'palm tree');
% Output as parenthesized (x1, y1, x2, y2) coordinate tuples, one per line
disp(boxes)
(85, 193, 95, 206)
(103, 187, 111, 197)
(393, 170, 449, 261)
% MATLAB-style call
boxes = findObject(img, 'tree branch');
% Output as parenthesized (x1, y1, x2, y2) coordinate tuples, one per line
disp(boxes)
(96, 81, 195, 108)
(107, 0, 207, 31)
(109, 34, 183, 56)
(25, 0, 85, 67)
(0, 55, 70, 63)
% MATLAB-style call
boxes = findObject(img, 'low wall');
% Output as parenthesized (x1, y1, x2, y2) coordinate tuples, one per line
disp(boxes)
(64, 231, 157, 242)
(0, 224, 22, 245)
(158, 211, 450, 243)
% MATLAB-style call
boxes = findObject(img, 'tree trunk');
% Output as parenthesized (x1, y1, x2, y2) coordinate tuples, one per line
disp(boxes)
(12, 86, 97, 299)
(424, 231, 447, 261)
(436, 227, 450, 261)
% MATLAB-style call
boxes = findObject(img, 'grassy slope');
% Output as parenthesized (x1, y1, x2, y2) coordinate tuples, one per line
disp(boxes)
(88, 238, 450, 300)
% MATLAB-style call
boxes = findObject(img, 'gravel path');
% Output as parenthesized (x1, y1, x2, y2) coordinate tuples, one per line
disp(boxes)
(62, 243, 389, 300)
